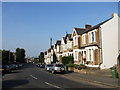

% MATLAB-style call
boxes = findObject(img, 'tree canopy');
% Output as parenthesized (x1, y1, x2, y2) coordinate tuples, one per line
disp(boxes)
(39, 52, 44, 64)
(15, 48, 26, 63)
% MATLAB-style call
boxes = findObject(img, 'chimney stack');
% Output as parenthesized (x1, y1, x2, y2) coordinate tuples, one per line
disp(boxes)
(85, 24, 92, 30)
(112, 13, 117, 17)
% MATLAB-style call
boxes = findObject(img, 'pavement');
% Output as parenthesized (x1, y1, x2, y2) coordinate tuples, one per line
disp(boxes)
(61, 71, 120, 88)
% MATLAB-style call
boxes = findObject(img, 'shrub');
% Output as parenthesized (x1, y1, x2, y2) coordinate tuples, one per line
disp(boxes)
(74, 64, 79, 69)
(77, 64, 86, 70)
(66, 63, 74, 67)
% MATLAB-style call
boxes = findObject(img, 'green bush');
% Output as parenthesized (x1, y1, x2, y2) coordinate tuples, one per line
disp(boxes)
(62, 56, 74, 65)
(78, 65, 86, 70)
(66, 63, 74, 67)
(74, 64, 79, 69)
(74, 64, 86, 70)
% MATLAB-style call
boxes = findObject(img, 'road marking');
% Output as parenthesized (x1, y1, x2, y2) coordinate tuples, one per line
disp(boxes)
(45, 82, 65, 90)
(29, 75, 38, 80)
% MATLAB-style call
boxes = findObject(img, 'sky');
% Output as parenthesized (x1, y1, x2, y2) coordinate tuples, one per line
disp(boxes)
(2, 2, 118, 57)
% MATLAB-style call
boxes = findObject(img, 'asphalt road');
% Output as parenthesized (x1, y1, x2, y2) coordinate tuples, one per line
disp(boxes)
(2, 63, 116, 89)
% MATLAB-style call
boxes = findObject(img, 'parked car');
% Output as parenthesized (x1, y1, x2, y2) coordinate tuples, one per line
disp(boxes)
(39, 64, 45, 68)
(45, 64, 53, 71)
(2, 65, 12, 73)
(9, 64, 18, 70)
(15, 62, 23, 68)
(18, 63, 23, 67)
(49, 63, 65, 74)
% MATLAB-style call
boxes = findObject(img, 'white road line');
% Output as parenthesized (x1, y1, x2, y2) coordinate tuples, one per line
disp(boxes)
(29, 75, 38, 80)
(45, 82, 65, 90)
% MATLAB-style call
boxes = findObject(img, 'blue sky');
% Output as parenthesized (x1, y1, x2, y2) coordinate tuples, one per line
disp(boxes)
(2, 2, 118, 57)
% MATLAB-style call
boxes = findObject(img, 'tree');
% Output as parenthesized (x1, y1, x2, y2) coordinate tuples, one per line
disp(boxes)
(10, 52, 15, 63)
(52, 52, 57, 63)
(33, 58, 39, 63)
(2, 50, 9, 65)
(39, 52, 44, 64)
(15, 48, 26, 63)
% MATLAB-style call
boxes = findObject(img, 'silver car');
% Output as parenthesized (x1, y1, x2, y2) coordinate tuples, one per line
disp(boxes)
(45, 64, 53, 71)
(49, 63, 65, 74)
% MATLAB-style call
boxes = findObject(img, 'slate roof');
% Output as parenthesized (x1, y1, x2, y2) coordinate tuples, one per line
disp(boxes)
(48, 48, 51, 52)
(83, 17, 113, 33)
(56, 40, 61, 45)
(74, 17, 113, 35)
(74, 27, 88, 35)
(51, 45, 54, 50)
(67, 34, 72, 40)
(63, 34, 73, 44)
(55, 40, 61, 46)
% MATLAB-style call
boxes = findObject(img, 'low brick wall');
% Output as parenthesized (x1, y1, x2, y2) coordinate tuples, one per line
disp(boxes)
(74, 68, 112, 78)
(68, 67, 74, 71)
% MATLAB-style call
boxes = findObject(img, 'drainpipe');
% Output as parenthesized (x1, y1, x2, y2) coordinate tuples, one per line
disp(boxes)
(99, 26, 103, 68)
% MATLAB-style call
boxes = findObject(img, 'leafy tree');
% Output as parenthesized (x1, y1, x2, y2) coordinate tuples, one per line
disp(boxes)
(10, 52, 15, 63)
(34, 58, 39, 63)
(0, 50, 2, 65)
(39, 52, 44, 64)
(62, 56, 74, 65)
(52, 52, 57, 63)
(2, 50, 10, 65)
(15, 48, 26, 63)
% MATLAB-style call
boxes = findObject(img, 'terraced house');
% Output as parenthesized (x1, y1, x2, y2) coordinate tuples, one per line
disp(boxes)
(72, 13, 119, 69)
(44, 13, 119, 69)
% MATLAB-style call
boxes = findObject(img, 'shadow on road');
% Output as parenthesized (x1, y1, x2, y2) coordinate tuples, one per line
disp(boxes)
(2, 79, 29, 88)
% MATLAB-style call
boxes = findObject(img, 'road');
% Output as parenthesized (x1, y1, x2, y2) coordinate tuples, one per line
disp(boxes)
(2, 63, 115, 89)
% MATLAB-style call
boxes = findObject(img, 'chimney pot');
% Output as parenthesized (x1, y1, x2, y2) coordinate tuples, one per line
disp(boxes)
(112, 13, 117, 17)
(85, 25, 92, 29)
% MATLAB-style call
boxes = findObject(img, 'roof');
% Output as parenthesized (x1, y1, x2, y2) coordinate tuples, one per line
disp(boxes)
(67, 34, 72, 40)
(74, 17, 113, 35)
(83, 17, 113, 33)
(51, 45, 54, 50)
(74, 27, 88, 35)
(56, 40, 61, 45)
(48, 48, 51, 52)
(63, 33, 73, 44)
(45, 51, 47, 55)
(55, 40, 61, 46)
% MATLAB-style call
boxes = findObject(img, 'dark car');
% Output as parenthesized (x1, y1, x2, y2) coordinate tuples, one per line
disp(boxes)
(9, 64, 18, 70)
(2, 65, 12, 74)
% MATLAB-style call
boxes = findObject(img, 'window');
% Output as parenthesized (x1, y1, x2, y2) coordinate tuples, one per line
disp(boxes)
(82, 34, 86, 44)
(89, 49, 91, 61)
(89, 33, 91, 43)
(89, 31, 96, 43)
(92, 32, 94, 42)
(74, 36, 78, 46)
(75, 51, 78, 60)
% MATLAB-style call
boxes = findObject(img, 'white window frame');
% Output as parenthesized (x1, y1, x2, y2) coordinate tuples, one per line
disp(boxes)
(82, 34, 86, 44)
(88, 31, 96, 43)
(73, 36, 78, 46)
